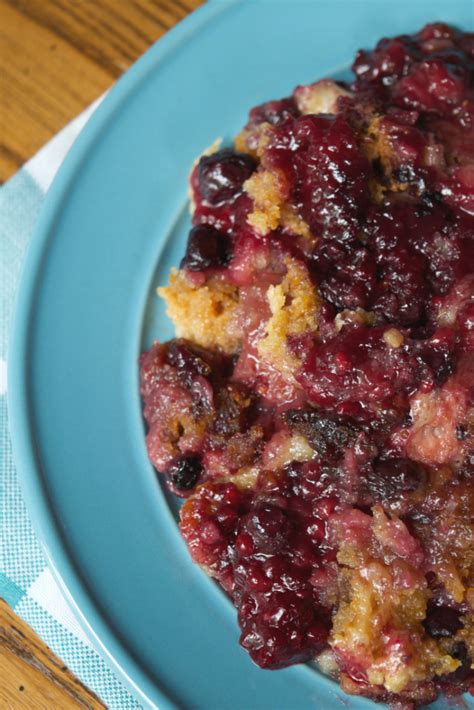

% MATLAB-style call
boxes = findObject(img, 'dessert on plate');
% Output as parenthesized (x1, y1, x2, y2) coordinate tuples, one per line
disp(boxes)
(140, 22, 474, 708)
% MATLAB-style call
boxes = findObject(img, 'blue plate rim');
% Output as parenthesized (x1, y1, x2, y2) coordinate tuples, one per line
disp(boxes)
(7, 2, 238, 707)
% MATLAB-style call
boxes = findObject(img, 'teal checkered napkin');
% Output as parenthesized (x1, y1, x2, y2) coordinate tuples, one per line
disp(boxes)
(1, 101, 142, 709)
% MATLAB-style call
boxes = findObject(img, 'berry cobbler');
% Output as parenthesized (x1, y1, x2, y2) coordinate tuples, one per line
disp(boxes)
(140, 23, 474, 708)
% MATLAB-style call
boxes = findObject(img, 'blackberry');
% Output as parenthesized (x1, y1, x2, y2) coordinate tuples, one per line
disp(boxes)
(167, 456, 202, 492)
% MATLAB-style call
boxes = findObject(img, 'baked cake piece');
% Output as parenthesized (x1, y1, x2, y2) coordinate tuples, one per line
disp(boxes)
(140, 23, 474, 708)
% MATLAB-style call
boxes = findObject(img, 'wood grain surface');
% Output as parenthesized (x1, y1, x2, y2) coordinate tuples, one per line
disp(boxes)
(1, 1, 202, 705)
(0, 598, 106, 708)
(0, 0, 203, 183)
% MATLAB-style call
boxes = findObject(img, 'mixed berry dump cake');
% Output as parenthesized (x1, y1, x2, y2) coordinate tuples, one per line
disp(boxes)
(140, 23, 474, 708)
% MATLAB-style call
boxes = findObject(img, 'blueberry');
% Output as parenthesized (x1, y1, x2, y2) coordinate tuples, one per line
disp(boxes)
(198, 149, 257, 206)
(180, 225, 231, 271)
(424, 603, 463, 639)
(167, 456, 202, 491)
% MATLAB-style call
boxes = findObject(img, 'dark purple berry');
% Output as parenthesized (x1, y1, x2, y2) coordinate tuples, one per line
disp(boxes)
(166, 340, 212, 378)
(443, 642, 473, 681)
(198, 149, 257, 206)
(367, 458, 426, 502)
(167, 456, 202, 491)
(239, 505, 292, 554)
(284, 409, 358, 460)
(248, 97, 300, 126)
(180, 225, 231, 271)
(423, 603, 463, 638)
(318, 246, 377, 311)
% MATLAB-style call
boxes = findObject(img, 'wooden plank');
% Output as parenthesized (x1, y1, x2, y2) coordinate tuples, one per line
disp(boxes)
(0, 2, 113, 179)
(0, 597, 106, 708)
(0, 0, 203, 182)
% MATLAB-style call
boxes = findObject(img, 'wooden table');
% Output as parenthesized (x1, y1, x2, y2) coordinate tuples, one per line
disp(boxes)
(0, 0, 203, 183)
(0, 1, 202, 705)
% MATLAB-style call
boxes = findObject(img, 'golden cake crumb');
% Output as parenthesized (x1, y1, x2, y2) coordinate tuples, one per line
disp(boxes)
(230, 466, 260, 491)
(384, 328, 405, 348)
(257, 259, 320, 380)
(245, 169, 312, 239)
(245, 168, 287, 235)
(455, 612, 474, 664)
(335, 308, 377, 332)
(263, 431, 314, 470)
(331, 551, 460, 694)
(158, 269, 241, 354)
(280, 204, 312, 239)
(363, 116, 392, 167)
(294, 79, 352, 115)
(234, 121, 273, 159)
(234, 129, 252, 156)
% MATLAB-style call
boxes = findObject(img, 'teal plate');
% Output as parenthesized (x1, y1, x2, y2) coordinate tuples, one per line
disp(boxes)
(8, 1, 474, 708)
